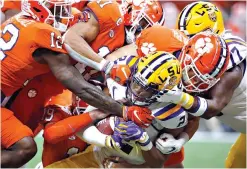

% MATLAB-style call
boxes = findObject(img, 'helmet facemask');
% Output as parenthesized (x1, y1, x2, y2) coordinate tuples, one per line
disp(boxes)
(180, 53, 219, 93)
(124, 0, 165, 44)
(42, 0, 74, 32)
(22, 0, 74, 32)
(127, 71, 159, 106)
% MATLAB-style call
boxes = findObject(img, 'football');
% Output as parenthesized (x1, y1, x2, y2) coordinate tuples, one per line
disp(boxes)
(96, 116, 124, 135)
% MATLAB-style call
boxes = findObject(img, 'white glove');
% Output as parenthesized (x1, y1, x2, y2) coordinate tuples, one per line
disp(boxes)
(155, 132, 189, 154)
(156, 86, 183, 104)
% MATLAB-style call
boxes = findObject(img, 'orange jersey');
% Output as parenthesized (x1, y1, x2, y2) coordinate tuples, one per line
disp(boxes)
(32, 0, 125, 99)
(72, 0, 125, 81)
(41, 90, 87, 167)
(1, 0, 21, 12)
(1, 16, 67, 97)
(87, 0, 125, 56)
(136, 26, 188, 57)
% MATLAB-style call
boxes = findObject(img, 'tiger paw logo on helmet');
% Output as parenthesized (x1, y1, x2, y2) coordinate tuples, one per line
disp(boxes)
(195, 37, 214, 55)
(140, 42, 157, 55)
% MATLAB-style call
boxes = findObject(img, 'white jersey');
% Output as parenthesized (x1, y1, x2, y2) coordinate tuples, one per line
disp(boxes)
(216, 31, 247, 133)
(91, 55, 188, 165)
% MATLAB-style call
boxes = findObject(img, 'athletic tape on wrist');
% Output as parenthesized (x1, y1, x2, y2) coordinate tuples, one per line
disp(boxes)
(179, 92, 195, 109)
(187, 96, 208, 116)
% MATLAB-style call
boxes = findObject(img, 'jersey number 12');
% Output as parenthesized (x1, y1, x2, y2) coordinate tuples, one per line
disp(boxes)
(0, 24, 19, 60)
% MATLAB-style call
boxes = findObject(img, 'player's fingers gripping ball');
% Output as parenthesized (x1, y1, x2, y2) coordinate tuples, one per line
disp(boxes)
(105, 131, 124, 150)
(122, 106, 154, 128)
(110, 64, 131, 85)
(115, 121, 144, 141)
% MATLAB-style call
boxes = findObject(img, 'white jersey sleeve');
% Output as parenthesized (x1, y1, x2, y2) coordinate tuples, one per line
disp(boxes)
(150, 102, 188, 129)
(222, 30, 247, 70)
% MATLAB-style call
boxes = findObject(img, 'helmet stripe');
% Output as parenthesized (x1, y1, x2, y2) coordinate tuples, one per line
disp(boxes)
(209, 38, 228, 77)
(141, 53, 172, 79)
(140, 53, 166, 75)
(145, 57, 173, 79)
(178, 2, 199, 32)
(159, 7, 166, 25)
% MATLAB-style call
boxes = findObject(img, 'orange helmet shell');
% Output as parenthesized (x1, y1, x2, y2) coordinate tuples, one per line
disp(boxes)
(179, 31, 230, 92)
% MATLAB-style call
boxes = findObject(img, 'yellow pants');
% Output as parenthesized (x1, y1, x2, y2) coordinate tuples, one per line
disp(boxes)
(45, 145, 99, 168)
(225, 134, 246, 168)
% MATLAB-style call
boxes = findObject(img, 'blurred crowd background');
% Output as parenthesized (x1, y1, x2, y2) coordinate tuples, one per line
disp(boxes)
(161, 0, 246, 133)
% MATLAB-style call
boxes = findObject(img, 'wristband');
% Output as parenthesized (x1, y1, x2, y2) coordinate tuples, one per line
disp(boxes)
(138, 132, 153, 151)
(187, 96, 208, 116)
(178, 92, 195, 109)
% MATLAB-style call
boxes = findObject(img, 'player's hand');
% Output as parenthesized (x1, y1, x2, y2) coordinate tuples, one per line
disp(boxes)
(115, 121, 144, 141)
(122, 106, 154, 128)
(105, 134, 123, 150)
(156, 133, 187, 154)
(104, 64, 131, 85)
(116, 121, 153, 151)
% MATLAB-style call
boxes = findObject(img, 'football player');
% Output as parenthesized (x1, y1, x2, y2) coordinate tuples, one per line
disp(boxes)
(0, 0, 151, 167)
(40, 90, 109, 167)
(63, 0, 165, 72)
(104, 25, 231, 168)
(176, 1, 246, 168)
(46, 51, 199, 168)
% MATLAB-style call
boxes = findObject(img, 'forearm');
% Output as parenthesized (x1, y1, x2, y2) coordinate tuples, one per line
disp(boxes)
(186, 96, 221, 119)
(64, 30, 102, 63)
(44, 113, 93, 144)
(76, 125, 107, 147)
(142, 146, 169, 168)
(52, 63, 123, 116)
(182, 116, 200, 139)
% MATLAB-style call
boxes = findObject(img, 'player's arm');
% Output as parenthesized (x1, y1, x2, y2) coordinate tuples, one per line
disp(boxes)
(116, 121, 169, 168)
(43, 108, 108, 144)
(187, 64, 243, 119)
(1, 137, 37, 168)
(141, 145, 169, 168)
(156, 114, 199, 155)
(157, 64, 243, 119)
(63, 10, 110, 72)
(105, 44, 137, 61)
(39, 49, 153, 127)
(182, 114, 200, 139)
(37, 49, 123, 116)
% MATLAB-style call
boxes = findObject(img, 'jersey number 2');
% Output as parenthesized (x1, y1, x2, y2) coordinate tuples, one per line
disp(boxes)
(0, 24, 19, 60)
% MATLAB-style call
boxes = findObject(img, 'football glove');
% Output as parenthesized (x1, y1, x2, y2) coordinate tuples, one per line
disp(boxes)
(155, 132, 189, 154)
(115, 121, 153, 151)
(156, 86, 195, 109)
(122, 106, 154, 128)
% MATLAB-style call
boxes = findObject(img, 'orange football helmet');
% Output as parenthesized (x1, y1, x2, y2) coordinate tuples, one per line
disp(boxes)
(121, 0, 165, 44)
(22, 0, 74, 32)
(179, 31, 230, 93)
(135, 25, 188, 57)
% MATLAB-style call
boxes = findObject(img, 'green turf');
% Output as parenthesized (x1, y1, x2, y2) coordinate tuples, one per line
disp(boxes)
(184, 142, 232, 168)
(26, 136, 233, 168)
